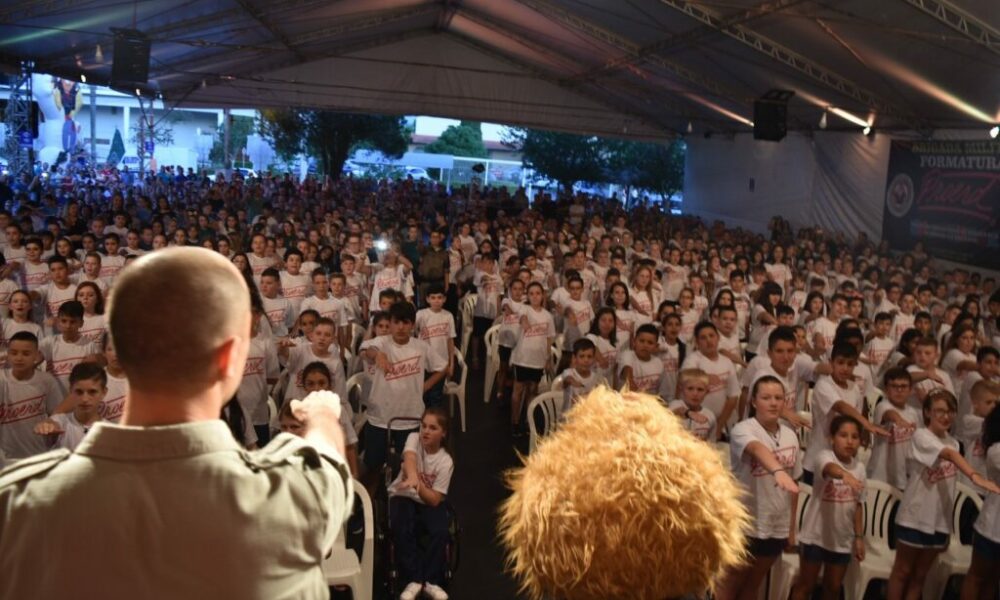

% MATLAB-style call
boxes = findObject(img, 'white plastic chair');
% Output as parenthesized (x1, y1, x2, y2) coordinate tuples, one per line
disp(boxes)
(267, 395, 279, 437)
(483, 324, 501, 403)
(527, 391, 563, 454)
(768, 483, 812, 600)
(445, 352, 469, 432)
(844, 479, 904, 600)
(550, 372, 565, 392)
(459, 293, 476, 358)
(345, 372, 370, 435)
(796, 410, 812, 450)
(324, 482, 374, 600)
(925, 483, 983, 600)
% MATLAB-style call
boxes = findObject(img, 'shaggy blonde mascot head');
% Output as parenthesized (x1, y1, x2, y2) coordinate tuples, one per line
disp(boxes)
(499, 387, 749, 600)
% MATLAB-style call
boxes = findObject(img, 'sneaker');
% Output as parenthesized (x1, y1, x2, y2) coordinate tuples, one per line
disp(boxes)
(400, 582, 423, 600)
(423, 583, 449, 600)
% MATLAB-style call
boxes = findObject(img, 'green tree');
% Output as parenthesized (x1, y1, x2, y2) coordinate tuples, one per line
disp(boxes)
(210, 115, 256, 167)
(258, 110, 409, 177)
(424, 121, 487, 157)
(605, 139, 685, 199)
(502, 127, 605, 191)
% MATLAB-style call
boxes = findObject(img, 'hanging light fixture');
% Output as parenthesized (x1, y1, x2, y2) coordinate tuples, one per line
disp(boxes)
(818, 110, 827, 130)
(95, 44, 103, 62)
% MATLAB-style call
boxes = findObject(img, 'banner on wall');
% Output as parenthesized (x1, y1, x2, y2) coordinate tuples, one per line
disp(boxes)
(882, 140, 1000, 269)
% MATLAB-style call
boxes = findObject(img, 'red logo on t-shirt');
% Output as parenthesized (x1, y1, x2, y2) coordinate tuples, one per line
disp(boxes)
(420, 323, 451, 340)
(821, 479, 860, 503)
(243, 357, 265, 377)
(751, 446, 797, 477)
(385, 356, 422, 381)
(1, 395, 44, 424)
(925, 460, 957, 484)
(523, 323, 548, 338)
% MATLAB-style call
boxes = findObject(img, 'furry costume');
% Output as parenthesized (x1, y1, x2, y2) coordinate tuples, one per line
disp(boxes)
(499, 387, 749, 600)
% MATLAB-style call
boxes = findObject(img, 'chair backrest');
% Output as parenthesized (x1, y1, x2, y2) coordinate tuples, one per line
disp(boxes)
(354, 480, 375, 549)
(795, 483, 813, 534)
(796, 411, 812, 450)
(452, 350, 468, 388)
(953, 482, 984, 546)
(528, 391, 564, 453)
(350, 322, 365, 353)
(484, 324, 500, 355)
(550, 373, 565, 392)
(345, 372, 369, 412)
(861, 479, 904, 551)
(461, 294, 476, 324)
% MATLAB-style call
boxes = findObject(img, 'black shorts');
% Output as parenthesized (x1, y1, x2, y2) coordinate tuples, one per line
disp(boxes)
(801, 543, 851, 565)
(473, 316, 493, 338)
(747, 536, 787, 558)
(973, 532, 1000, 560)
(498, 345, 512, 363)
(514, 365, 544, 383)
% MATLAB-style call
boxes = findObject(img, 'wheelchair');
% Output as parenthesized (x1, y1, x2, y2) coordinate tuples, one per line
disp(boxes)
(373, 417, 460, 598)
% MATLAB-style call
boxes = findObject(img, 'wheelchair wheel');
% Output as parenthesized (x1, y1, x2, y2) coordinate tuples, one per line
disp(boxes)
(445, 504, 461, 581)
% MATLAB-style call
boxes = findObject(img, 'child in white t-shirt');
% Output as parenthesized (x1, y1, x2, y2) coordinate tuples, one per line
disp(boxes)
(868, 367, 919, 490)
(508, 282, 555, 435)
(958, 381, 1000, 488)
(34, 255, 77, 335)
(300, 361, 358, 478)
(793, 415, 866, 600)
(0, 331, 63, 459)
(416, 284, 456, 409)
(278, 249, 312, 316)
(280, 318, 347, 407)
(100, 336, 129, 423)
(39, 301, 98, 395)
(965, 401, 1000, 597)
(907, 337, 954, 410)
(718, 376, 801, 600)
(681, 321, 740, 428)
(237, 306, 281, 446)
(657, 313, 683, 400)
(617, 324, 664, 396)
(668, 368, 716, 442)
(560, 338, 603, 413)
(495, 279, 526, 404)
(388, 407, 455, 600)
(34, 362, 106, 451)
(1, 290, 42, 356)
(863, 312, 895, 381)
(889, 390, 1000, 597)
(260, 267, 294, 339)
(300, 270, 351, 345)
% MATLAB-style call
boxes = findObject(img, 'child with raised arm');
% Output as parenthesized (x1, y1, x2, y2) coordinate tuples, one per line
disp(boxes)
(888, 390, 1000, 600)
(863, 312, 895, 380)
(669, 368, 717, 442)
(681, 321, 740, 430)
(299, 361, 359, 478)
(792, 415, 866, 600)
(360, 301, 447, 481)
(0, 331, 63, 459)
(959, 346, 1000, 419)
(717, 376, 801, 600)
(300, 270, 351, 344)
(39, 301, 98, 395)
(33, 362, 106, 451)
(238, 305, 281, 446)
(35, 255, 77, 334)
(416, 284, 456, 409)
(907, 336, 955, 409)
(657, 312, 683, 400)
(868, 367, 920, 490)
(961, 402, 1000, 598)
(508, 282, 555, 436)
(280, 317, 347, 407)
(617, 324, 664, 396)
(957, 380, 1000, 488)
(560, 338, 602, 413)
(495, 279, 525, 404)
(803, 342, 888, 485)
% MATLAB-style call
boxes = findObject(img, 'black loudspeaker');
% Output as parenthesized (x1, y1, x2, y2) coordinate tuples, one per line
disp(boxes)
(111, 28, 150, 86)
(753, 90, 795, 142)
(753, 101, 787, 141)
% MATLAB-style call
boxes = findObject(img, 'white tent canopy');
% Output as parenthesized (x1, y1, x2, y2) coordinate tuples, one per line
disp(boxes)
(2, 0, 997, 140)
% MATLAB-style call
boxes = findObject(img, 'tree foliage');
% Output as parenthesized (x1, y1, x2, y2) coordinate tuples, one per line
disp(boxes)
(258, 110, 409, 177)
(503, 127, 685, 197)
(209, 115, 256, 166)
(424, 120, 488, 158)
(502, 128, 604, 191)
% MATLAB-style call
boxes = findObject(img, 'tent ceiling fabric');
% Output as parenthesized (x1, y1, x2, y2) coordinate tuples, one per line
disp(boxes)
(1, 0, 998, 139)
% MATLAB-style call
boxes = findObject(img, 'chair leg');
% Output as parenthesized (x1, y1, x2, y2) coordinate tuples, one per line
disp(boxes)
(459, 392, 466, 432)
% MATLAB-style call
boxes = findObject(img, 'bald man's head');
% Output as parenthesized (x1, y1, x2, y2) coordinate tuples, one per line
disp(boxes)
(109, 247, 250, 393)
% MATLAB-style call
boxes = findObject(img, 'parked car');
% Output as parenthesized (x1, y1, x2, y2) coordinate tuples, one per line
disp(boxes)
(404, 166, 431, 180)
(342, 160, 365, 177)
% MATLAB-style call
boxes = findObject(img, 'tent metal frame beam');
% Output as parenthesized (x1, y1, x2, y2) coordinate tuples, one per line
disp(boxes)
(655, 0, 911, 120)
(232, 0, 305, 60)
(900, 0, 1000, 55)
(0, 0, 95, 22)
(515, 0, 750, 115)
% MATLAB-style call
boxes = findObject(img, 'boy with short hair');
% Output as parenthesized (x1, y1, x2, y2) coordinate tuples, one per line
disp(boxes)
(35, 255, 78, 333)
(681, 321, 741, 430)
(33, 362, 106, 451)
(278, 249, 312, 315)
(39, 301, 98, 395)
(907, 336, 955, 409)
(864, 312, 895, 380)
(260, 267, 294, 339)
(740, 326, 821, 428)
(803, 342, 888, 484)
(561, 337, 603, 412)
(867, 367, 919, 490)
(619, 324, 666, 396)
(811, 293, 846, 353)
(658, 313, 684, 401)
(891, 292, 917, 342)
(415, 284, 456, 409)
(279, 317, 347, 405)
(714, 305, 744, 367)
(360, 301, 447, 480)
(957, 380, 1000, 487)
(0, 331, 63, 458)
(959, 346, 1000, 419)
(340, 255, 368, 320)
(669, 368, 717, 442)
(300, 269, 351, 346)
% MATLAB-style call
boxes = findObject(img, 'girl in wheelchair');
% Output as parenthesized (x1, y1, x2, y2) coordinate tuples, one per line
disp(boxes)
(389, 407, 454, 600)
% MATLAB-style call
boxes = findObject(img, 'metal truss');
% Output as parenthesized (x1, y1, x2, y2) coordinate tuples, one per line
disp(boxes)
(900, 0, 1000, 55)
(656, 0, 912, 120)
(2, 61, 34, 177)
(0, 0, 97, 22)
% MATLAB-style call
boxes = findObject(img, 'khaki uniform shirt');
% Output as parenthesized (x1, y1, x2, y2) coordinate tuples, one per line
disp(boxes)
(0, 420, 352, 599)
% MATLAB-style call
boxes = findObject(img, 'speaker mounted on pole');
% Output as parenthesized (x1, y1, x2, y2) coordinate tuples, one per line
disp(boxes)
(111, 28, 150, 87)
(753, 89, 795, 142)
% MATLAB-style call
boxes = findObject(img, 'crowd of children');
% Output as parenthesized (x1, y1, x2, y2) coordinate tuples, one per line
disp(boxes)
(0, 169, 999, 599)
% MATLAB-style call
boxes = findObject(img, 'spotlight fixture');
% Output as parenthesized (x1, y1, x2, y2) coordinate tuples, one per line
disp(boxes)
(95, 44, 103, 62)
(818, 110, 827, 130)
(686, 121, 693, 134)
(80, 74, 87, 83)
(201, 79, 207, 89)
(990, 125, 999, 139)
(862, 126, 872, 136)
(135, 88, 141, 96)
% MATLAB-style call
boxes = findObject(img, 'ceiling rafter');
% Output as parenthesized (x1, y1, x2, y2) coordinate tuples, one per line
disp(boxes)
(0, 0, 97, 22)
(899, 0, 1000, 55)
(655, 0, 920, 124)
(449, 31, 681, 137)
(232, 0, 305, 61)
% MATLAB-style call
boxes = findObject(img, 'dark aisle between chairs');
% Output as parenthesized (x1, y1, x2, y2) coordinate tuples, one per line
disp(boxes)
(367, 358, 528, 600)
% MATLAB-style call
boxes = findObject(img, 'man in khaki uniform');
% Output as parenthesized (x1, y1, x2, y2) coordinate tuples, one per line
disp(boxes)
(0, 247, 352, 599)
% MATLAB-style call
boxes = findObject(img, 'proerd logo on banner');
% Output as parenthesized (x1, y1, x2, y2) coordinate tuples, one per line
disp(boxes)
(885, 174, 914, 218)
